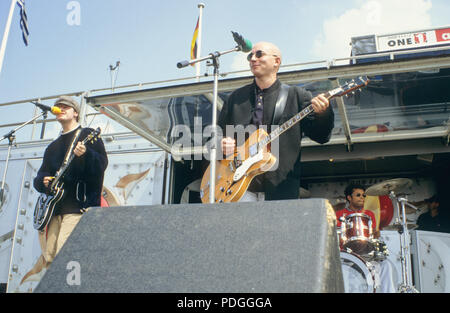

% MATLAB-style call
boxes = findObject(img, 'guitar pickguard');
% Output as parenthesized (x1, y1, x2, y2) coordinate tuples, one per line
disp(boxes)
(233, 150, 264, 182)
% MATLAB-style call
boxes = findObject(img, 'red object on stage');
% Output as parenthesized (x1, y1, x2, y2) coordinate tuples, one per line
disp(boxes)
(352, 124, 389, 134)
(378, 195, 394, 229)
(100, 196, 109, 207)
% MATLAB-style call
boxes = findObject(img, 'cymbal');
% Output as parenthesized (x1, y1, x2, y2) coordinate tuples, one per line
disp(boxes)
(366, 178, 413, 196)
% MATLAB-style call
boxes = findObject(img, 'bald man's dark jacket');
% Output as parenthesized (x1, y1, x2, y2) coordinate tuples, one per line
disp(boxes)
(218, 79, 334, 200)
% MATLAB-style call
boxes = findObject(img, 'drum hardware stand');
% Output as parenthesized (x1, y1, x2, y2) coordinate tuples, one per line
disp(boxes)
(0, 108, 48, 206)
(389, 191, 419, 293)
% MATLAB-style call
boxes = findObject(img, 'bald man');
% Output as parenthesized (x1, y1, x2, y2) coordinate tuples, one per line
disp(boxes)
(218, 41, 334, 201)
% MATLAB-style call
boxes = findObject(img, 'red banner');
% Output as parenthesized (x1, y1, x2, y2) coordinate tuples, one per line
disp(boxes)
(435, 27, 450, 42)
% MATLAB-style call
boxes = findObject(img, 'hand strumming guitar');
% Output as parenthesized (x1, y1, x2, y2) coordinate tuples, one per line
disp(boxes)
(221, 137, 236, 157)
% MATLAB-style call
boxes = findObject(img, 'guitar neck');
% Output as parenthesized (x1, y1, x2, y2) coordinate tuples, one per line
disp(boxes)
(260, 90, 334, 147)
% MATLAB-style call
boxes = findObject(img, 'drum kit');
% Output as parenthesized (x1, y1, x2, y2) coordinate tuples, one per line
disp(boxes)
(338, 211, 388, 293)
(338, 178, 420, 293)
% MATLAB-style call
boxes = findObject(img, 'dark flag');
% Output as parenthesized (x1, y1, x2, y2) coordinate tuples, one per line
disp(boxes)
(16, 0, 29, 46)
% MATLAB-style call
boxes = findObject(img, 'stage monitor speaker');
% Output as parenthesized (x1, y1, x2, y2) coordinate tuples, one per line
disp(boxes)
(35, 199, 344, 293)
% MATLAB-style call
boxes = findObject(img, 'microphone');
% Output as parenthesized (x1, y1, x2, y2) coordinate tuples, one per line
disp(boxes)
(32, 102, 62, 115)
(51, 106, 62, 115)
(231, 31, 252, 53)
(177, 32, 252, 69)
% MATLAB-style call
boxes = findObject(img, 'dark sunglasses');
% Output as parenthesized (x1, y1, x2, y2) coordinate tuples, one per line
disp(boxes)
(247, 50, 278, 61)
(354, 193, 366, 198)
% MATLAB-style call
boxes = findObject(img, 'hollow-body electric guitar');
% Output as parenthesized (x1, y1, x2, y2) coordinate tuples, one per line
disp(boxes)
(33, 128, 101, 230)
(200, 77, 369, 203)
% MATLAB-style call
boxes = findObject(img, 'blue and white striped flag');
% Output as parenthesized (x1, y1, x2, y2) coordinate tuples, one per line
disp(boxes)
(16, 0, 29, 46)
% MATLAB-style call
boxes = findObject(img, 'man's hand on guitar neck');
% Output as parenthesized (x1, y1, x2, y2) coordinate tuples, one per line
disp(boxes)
(310, 94, 329, 114)
(43, 176, 54, 188)
(221, 137, 236, 157)
(73, 141, 87, 157)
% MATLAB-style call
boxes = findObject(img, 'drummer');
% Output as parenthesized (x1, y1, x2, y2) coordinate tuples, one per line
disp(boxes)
(336, 183, 379, 237)
(336, 183, 396, 293)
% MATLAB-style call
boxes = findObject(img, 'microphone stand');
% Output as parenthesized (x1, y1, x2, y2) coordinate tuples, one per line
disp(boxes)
(177, 46, 243, 203)
(0, 107, 48, 206)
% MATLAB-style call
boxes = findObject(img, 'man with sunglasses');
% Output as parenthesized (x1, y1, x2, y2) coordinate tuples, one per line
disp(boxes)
(336, 183, 396, 293)
(336, 183, 377, 232)
(218, 41, 334, 201)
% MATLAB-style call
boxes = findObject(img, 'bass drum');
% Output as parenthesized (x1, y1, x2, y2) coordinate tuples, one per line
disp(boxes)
(340, 251, 378, 293)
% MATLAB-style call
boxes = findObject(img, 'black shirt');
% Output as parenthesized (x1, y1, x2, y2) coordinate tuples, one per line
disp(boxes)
(34, 126, 108, 215)
(252, 86, 264, 127)
(417, 211, 450, 233)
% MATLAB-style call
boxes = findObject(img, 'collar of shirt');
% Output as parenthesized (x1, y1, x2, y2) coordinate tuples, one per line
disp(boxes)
(251, 79, 281, 127)
(252, 78, 281, 110)
(343, 206, 364, 214)
(61, 124, 81, 136)
(253, 78, 281, 94)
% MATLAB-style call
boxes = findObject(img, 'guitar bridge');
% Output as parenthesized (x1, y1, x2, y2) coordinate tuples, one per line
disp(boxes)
(233, 157, 242, 169)
(229, 160, 236, 172)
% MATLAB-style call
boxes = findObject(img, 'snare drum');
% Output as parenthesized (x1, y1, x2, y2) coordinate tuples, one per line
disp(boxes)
(340, 251, 378, 293)
(340, 213, 375, 255)
(355, 239, 389, 262)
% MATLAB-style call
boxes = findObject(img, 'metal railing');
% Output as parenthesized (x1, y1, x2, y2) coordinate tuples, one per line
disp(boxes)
(1, 45, 449, 148)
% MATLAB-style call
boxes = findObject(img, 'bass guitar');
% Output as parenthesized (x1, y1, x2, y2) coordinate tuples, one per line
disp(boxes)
(33, 127, 101, 230)
(200, 77, 369, 203)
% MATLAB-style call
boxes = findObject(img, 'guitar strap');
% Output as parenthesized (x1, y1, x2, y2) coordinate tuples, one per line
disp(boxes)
(55, 128, 82, 178)
(272, 83, 290, 125)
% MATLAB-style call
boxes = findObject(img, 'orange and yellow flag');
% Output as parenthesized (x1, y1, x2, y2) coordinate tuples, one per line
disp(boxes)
(190, 17, 199, 64)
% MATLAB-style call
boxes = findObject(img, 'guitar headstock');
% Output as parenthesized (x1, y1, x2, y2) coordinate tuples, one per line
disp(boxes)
(85, 127, 101, 144)
(328, 76, 369, 99)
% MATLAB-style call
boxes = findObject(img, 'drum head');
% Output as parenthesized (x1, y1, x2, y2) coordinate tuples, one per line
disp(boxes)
(340, 252, 376, 293)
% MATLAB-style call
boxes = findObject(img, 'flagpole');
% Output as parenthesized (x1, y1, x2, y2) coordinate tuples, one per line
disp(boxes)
(195, 3, 204, 82)
(0, 0, 17, 78)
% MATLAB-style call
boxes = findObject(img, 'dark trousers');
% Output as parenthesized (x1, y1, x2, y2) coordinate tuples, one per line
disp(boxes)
(264, 177, 300, 201)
